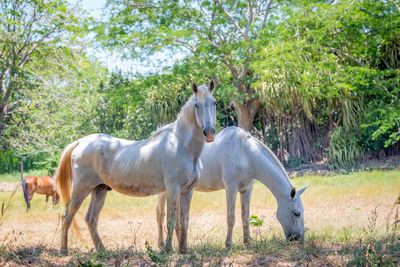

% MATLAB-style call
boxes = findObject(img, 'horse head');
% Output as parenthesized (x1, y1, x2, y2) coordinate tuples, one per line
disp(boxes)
(192, 80, 216, 143)
(52, 192, 60, 205)
(276, 187, 307, 241)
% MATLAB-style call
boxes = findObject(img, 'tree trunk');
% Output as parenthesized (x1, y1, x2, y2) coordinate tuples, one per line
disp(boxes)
(231, 75, 261, 132)
(0, 107, 5, 137)
(235, 102, 254, 131)
(234, 99, 260, 132)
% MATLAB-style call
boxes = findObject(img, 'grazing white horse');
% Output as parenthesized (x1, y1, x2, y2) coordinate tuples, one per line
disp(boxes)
(157, 126, 306, 248)
(55, 81, 217, 254)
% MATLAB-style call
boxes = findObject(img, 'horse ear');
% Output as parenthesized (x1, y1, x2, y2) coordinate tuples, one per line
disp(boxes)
(209, 79, 215, 92)
(290, 187, 296, 198)
(192, 82, 198, 94)
(297, 186, 308, 196)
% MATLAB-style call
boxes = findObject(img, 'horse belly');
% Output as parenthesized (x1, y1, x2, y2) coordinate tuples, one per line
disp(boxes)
(194, 158, 224, 192)
(195, 173, 224, 192)
(102, 175, 165, 197)
(35, 184, 53, 195)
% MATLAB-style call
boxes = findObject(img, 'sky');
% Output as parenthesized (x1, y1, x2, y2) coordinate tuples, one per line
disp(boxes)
(68, 0, 185, 75)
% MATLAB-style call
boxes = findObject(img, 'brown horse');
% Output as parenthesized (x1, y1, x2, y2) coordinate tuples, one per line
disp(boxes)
(22, 176, 60, 211)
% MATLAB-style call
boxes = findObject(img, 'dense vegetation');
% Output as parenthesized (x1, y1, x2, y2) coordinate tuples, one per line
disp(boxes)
(0, 0, 399, 173)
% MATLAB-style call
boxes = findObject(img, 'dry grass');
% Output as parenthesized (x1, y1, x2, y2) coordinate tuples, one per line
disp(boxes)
(0, 170, 399, 266)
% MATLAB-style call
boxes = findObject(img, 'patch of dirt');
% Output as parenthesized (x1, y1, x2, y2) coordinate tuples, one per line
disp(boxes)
(0, 182, 20, 192)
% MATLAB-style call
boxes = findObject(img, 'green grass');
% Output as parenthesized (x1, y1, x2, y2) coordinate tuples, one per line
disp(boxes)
(0, 170, 399, 266)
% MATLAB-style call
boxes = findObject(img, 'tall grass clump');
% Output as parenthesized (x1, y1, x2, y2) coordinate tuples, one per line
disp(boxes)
(328, 127, 363, 169)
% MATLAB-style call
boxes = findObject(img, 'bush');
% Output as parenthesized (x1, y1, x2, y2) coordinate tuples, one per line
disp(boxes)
(328, 127, 363, 169)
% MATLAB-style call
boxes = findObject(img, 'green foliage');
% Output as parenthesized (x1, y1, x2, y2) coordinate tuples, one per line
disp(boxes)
(328, 127, 363, 169)
(0, 0, 399, 172)
(0, 150, 51, 175)
(360, 70, 400, 150)
(145, 241, 169, 266)
(249, 214, 264, 227)
(77, 259, 103, 267)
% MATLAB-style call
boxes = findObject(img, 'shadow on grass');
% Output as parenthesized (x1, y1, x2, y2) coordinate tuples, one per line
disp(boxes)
(0, 233, 399, 266)
(244, 233, 400, 266)
(0, 244, 57, 266)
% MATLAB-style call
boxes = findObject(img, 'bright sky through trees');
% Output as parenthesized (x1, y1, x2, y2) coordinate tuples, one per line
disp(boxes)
(68, 0, 186, 74)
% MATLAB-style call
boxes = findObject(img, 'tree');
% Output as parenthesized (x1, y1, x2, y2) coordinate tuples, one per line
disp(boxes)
(98, 0, 281, 132)
(3, 45, 107, 171)
(252, 0, 400, 161)
(0, 0, 76, 137)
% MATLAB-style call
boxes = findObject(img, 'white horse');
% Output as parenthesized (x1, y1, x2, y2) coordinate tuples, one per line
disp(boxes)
(157, 126, 306, 248)
(55, 81, 217, 254)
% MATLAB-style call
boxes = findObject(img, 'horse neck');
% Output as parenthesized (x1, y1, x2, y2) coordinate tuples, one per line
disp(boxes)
(175, 106, 204, 160)
(250, 140, 292, 201)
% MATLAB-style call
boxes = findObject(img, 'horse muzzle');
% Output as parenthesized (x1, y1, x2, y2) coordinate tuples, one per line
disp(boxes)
(286, 232, 303, 242)
(203, 128, 215, 143)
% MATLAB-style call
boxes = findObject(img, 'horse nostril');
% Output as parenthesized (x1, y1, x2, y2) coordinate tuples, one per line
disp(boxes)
(203, 129, 207, 136)
(288, 233, 300, 242)
(211, 128, 215, 135)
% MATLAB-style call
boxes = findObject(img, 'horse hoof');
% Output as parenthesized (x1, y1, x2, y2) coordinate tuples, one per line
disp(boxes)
(96, 245, 106, 252)
(225, 242, 233, 249)
(60, 248, 69, 256)
(244, 238, 252, 247)
(179, 248, 188, 254)
(164, 246, 173, 254)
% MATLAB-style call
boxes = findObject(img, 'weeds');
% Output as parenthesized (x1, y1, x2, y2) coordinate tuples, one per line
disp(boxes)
(0, 184, 19, 228)
(348, 197, 400, 266)
(145, 241, 170, 266)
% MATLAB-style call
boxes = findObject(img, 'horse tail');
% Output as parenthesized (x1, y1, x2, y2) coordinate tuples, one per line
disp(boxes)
(55, 141, 81, 237)
(21, 178, 30, 210)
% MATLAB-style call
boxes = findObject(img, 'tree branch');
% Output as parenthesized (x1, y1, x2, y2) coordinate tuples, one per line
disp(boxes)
(330, 47, 365, 66)
(261, 0, 273, 31)
(214, 0, 248, 39)
(246, 0, 254, 36)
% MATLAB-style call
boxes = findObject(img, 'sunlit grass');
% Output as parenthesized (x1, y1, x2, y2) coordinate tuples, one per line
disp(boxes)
(0, 170, 399, 265)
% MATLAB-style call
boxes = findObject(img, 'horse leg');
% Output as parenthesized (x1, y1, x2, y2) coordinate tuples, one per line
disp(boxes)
(26, 200, 31, 212)
(27, 192, 34, 211)
(165, 187, 179, 253)
(178, 190, 193, 253)
(240, 184, 253, 246)
(175, 195, 181, 244)
(46, 195, 49, 203)
(156, 193, 166, 249)
(61, 188, 90, 254)
(225, 186, 238, 249)
(26, 184, 35, 211)
(85, 185, 108, 251)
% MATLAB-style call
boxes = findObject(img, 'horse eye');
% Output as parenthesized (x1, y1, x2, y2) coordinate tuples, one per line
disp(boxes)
(194, 104, 198, 109)
(214, 101, 217, 106)
(293, 211, 300, 217)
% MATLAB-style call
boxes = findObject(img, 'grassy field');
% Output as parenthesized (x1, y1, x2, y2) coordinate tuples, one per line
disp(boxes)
(0, 170, 399, 266)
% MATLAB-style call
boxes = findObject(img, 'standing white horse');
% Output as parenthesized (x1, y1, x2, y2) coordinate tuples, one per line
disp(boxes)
(157, 126, 306, 248)
(55, 81, 216, 254)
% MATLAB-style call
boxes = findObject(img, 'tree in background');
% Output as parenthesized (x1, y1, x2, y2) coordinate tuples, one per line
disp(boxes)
(0, 0, 108, 173)
(0, 0, 77, 138)
(250, 0, 399, 163)
(98, 0, 283, 132)
(1, 0, 398, 173)
(99, 0, 399, 164)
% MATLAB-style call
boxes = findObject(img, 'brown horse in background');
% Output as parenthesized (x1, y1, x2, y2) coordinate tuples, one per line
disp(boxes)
(22, 176, 59, 211)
